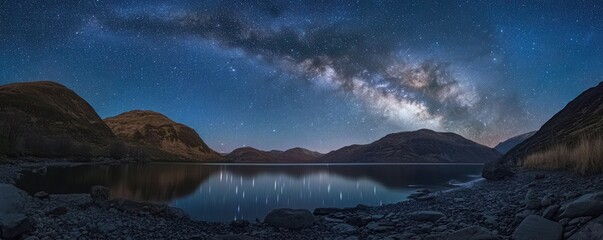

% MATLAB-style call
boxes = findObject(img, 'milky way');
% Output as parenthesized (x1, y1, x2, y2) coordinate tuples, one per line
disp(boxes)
(1, 1, 602, 152)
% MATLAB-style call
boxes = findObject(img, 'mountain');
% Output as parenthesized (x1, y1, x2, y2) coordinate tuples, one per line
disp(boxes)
(225, 147, 323, 162)
(319, 129, 501, 163)
(0, 81, 117, 158)
(494, 131, 537, 154)
(104, 110, 223, 161)
(483, 82, 603, 180)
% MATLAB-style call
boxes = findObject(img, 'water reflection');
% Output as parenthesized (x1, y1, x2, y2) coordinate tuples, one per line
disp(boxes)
(17, 163, 482, 222)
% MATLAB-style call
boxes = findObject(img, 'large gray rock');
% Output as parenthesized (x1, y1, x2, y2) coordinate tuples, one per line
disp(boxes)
(0, 213, 32, 239)
(569, 215, 603, 240)
(264, 208, 314, 229)
(513, 215, 562, 240)
(409, 211, 445, 222)
(559, 192, 603, 219)
(0, 184, 32, 239)
(482, 160, 514, 180)
(0, 184, 27, 213)
(426, 226, 498, 240)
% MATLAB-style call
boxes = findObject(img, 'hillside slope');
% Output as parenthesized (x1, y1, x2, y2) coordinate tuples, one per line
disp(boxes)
(0, 81, 116, 158)
(104, 110, 223, 161)
(319, 129, 501, 163)
(483, 82, 603, 180)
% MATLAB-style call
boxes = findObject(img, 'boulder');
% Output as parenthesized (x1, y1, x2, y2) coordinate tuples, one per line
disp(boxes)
(409, 211, 445, 222)
(264, 208, 314, 230)
(513, 215, 562, 240)
(559, 192, 603, 219)
(0, 213, 32, 239)
(90, 185, 110, 204)
(0, 184, 32, 239)
(482, 160, 514, 180)
(426, 226, 498, 240)
(0, 184, 28, 213)
(568, 215, 603, 240)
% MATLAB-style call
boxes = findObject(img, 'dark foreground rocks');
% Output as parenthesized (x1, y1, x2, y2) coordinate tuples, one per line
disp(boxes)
(4, 163, 603, 239)
(264, 208, 314, 229)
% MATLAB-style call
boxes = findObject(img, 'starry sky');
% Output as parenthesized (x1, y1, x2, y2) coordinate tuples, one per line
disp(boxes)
(1, 0, 602, 153)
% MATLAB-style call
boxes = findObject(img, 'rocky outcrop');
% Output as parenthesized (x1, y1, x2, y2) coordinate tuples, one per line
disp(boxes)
(568, 215, 603, 240)
(494, 131, 536, 154)
(104, 110, 222, 161)
(319, 129, 501, 163)
(0, 81, 117, 158)
(484, 82, 603, 180)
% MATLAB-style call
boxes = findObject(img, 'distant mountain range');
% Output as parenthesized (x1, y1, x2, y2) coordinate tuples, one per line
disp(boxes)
(494, 131, 536, 154)
(483, 82, 603, 180)
(0, 80, 503, 164)
(225, 147, 323, 162)
(319, 129, 501, 163)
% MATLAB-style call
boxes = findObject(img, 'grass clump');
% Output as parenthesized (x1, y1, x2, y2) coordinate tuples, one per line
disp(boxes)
(522, 136, 603, 175)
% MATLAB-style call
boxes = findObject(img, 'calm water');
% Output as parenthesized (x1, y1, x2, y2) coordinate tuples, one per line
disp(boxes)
(16, 163, 483, 222)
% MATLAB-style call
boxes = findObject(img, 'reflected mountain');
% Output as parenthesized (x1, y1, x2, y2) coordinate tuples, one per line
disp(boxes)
(17, 163, 481, 203)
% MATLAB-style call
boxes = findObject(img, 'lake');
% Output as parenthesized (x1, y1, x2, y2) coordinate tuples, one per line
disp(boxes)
(16, 163, 483, 222)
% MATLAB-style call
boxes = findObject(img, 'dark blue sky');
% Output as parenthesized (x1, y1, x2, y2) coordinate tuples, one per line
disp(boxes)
(1, 0, 602, 153)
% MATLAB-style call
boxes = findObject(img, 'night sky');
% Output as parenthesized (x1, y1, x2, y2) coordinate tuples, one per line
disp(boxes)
(1, 1, 602, 153)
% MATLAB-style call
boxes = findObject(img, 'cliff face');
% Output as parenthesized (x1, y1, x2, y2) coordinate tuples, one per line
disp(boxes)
(104, 110, 223, 161)
(319, 129, 501, 163)
(483, 82, 603, 180)
(0, 81, 116, 158)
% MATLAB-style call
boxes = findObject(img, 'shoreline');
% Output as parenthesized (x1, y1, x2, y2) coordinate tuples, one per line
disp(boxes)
(2, 162, 603, 239)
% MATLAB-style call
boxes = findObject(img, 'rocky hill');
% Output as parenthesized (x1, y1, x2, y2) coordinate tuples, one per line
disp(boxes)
(319, 129, 501, 163)
(483, 82, 603, 180)
(0, 81, 117, 158)
(226, 147, 323, 162)
(494, 131, 537, 154)
(104, 110, 223, 162)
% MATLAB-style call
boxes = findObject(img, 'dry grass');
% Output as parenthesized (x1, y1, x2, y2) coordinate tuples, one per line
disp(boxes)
(522, 136, 603, 175)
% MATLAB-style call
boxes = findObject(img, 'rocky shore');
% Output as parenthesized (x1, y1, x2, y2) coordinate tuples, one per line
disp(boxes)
(2, 163, 603, 240)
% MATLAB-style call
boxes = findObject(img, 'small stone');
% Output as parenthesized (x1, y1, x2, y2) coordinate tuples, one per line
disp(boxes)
(453, 198, 465, 202)
(34, 191, 49, 199)
(535, 174, 545, 180)
(47, 206, 68, 216)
